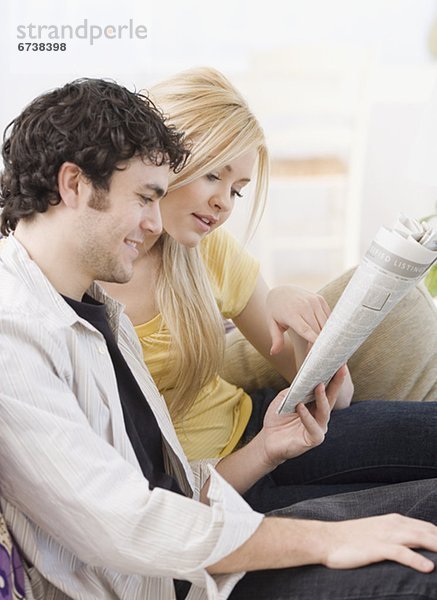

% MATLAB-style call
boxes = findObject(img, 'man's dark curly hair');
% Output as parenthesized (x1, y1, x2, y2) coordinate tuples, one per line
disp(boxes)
(0, 78, 189, 235)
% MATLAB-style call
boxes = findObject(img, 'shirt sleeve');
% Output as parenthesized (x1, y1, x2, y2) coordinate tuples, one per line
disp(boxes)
(200, 228, 260, 319)
(0, 313, 263, 598)
(194, 468, 265, 600)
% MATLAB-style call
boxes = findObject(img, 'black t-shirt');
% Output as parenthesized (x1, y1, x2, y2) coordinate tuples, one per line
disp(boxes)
(63, 293, 184, 496)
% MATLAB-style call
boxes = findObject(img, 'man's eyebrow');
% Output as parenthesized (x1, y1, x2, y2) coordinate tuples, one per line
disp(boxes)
(138, 183, 167, 198)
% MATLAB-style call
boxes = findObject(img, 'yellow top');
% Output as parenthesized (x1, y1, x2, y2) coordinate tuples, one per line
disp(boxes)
(135, 228, 260, 460)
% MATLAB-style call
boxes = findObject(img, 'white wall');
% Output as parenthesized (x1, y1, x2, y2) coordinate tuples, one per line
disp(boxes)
(2, 0, 437, 282)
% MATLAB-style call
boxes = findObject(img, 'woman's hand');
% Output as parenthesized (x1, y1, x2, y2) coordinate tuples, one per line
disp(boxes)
(267, 284, 331, 355)
(266, 284, 354, 409)
(210, 367, 347, 498)
(288, 330, 354, 410)
(255, 366, 347, 471)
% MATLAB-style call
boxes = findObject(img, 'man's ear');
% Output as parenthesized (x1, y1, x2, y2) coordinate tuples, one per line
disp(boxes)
(58, 162, 88, 208)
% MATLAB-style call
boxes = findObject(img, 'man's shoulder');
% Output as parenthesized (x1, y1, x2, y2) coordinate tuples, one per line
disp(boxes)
(0, 237, 43, 314)
(0, 262, 66, 334)
(0, 261, 36, 311)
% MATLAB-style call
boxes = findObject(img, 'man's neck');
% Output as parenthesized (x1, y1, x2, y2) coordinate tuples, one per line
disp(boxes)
(14, 220, 90, 301)
(100, 246, 159, 326)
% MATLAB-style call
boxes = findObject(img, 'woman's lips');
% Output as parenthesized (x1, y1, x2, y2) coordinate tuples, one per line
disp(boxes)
(192, 214, 212, 232)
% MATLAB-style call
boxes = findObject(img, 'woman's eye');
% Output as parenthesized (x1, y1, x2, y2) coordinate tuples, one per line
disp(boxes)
(231, 189, 243, 198)
(206, 173, 221, 182)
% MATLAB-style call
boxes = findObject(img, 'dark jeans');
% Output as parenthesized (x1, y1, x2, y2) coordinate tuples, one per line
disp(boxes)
(231, 478, 437, 599)
(242, 394, 437, 513)
(182, 397, 437, 599)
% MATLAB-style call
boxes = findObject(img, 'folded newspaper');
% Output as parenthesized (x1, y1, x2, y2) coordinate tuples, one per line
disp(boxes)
(278, 214, 437, 414)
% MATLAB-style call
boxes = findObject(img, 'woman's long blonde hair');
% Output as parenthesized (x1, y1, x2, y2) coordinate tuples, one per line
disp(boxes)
(148, 67, 269, 420)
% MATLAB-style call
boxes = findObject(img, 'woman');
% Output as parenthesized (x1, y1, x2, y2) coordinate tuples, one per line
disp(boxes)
(105, 67, 351, 458)
(103, 67, 437, 512)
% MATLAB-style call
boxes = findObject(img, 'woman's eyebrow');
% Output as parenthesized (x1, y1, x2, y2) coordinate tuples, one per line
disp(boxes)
(223, 164, 251, 183)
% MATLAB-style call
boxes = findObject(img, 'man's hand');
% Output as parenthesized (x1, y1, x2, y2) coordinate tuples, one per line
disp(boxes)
(320, 513, 437, 573)
(208, 513, 437, 574)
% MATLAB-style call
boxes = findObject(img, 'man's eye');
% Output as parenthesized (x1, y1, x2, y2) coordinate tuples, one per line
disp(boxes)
(138, 195, 152, 205)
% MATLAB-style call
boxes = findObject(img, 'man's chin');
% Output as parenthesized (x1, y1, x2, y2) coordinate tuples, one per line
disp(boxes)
(97, 267, 133, 286)
(141, 235, 161, 254)
(114, 270, 133, 284)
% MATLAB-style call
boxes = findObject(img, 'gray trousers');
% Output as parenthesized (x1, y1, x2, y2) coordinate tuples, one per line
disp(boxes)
(231, 478, 437, 600)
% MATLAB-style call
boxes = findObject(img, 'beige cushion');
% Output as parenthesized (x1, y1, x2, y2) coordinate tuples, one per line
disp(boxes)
(222, 269, 437, 401)
(221, 326, 288, 393)
(319, 269, 437, 401)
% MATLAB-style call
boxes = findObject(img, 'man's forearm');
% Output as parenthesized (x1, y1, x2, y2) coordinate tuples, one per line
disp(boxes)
(207, 516, 326, 573)
(208, 513, 437, 575)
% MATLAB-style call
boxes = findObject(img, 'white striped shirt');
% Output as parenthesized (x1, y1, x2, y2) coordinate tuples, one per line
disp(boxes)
(0, 236, 264, 600)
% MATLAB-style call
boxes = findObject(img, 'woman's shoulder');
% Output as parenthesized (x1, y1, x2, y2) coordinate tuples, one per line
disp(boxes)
(200, 227, 246, 266)
(200, 227, 234, 255)
(199, 227, 259, 311)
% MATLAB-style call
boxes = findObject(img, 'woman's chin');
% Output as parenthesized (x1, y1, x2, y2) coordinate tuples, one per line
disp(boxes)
(168, 231, 206, 248)
(183, 238, 203, 248)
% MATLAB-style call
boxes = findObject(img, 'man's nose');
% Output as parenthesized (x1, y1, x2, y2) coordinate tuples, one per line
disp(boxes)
(140, 203, 162, 235)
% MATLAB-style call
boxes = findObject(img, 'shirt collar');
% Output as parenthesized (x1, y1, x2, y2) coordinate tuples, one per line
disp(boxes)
(87, 281, 124, 337)
(1, 235, 125, 337)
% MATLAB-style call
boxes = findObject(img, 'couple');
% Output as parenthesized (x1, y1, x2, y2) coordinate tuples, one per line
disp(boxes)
(0, 72, 437, 600)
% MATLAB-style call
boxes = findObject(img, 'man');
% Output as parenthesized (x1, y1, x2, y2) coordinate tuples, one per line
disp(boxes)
(1, 79, 437, 600)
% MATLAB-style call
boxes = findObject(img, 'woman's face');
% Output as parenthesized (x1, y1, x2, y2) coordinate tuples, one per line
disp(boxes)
(160, 148, 257, 247)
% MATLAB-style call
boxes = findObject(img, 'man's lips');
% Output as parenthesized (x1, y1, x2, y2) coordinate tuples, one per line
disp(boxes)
(124, 238, 142, 257)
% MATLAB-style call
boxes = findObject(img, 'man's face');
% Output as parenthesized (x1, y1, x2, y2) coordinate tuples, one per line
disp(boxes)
(76, 157, 169, 284)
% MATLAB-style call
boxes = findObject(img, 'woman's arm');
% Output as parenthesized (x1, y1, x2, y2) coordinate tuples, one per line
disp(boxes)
(200, 368, 346, 502)
(233, 274, 330, 381)
(232, 274, 353, 407)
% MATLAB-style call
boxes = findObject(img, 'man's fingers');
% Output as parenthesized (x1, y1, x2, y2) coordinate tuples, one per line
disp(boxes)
(361, 515, 437, 572)
(324, 514, 437, 572)
(384, 545, 435, 573)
